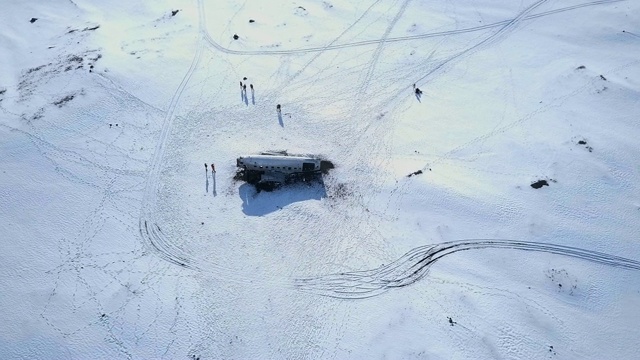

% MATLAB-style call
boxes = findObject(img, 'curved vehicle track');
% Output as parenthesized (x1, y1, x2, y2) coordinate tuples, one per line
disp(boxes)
(295, 239, 640, 299)
(413, 0, 550, 85)
(201, 0, 622, 56)
(138, 0, 208, 271)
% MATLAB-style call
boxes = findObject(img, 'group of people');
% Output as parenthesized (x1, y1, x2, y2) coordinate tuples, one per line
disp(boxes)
(240, 78, 256, 106)
(239, 77, 284, 115)
(240, 76, 255, 95)
(240, 79, 420, 112)
(240, 81, 254, 93)
(204, 163, 216, 173)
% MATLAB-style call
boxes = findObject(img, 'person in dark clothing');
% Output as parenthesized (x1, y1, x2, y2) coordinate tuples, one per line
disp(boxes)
(276, 104, 281, 113)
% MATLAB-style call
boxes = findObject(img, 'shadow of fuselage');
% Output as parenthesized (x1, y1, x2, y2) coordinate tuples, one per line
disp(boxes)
(239, 179, 326, 216)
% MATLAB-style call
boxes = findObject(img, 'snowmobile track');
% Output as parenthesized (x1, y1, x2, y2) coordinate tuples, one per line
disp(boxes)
(414, 0, 550, 86)
(138, 0, 207, 270)
(200, 0, 621, 56)
(296, 239, 640, 299)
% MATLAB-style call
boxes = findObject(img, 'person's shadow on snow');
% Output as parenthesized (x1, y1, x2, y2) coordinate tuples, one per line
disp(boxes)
(415, 88, 423, 103)
(278, 112, 284, 127)
(212, 171, 217, 196)
(205, 170, 209, 193)
(251, 91, 255, 105)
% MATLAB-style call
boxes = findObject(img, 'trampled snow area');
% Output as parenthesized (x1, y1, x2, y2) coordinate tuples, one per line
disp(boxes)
(1, 0, 640, 358)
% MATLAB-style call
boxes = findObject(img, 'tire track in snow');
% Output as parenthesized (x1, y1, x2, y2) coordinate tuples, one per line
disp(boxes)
(138, 0, 208, 271)
(413, 0, 550, 86)
(337, 0, 411, 193)
(365, 0, 621, 105)
(340, 0, 412, 170)
(201, 0, 622, 56)
(356, 0, 411, 99)
(371, 0, 613, 118)
(304, 0, 414, 279)
(286, 0, 385, 84)
(295, 239, 640, 299)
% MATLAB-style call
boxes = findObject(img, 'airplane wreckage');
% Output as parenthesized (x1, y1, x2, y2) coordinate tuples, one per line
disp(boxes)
(236, 152, 333, 191)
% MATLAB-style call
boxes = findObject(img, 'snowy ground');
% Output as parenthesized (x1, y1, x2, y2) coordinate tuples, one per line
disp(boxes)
(1, 0, 640, 358)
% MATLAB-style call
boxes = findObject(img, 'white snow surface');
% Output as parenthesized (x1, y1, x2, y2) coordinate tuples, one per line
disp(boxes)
(1, 0, 640, 358)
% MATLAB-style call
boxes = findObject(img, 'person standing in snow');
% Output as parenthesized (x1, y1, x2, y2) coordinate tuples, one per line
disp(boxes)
(211, 163, 216, 173)
(205, 163, 208, 171)
(276, 104, 281, 114)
